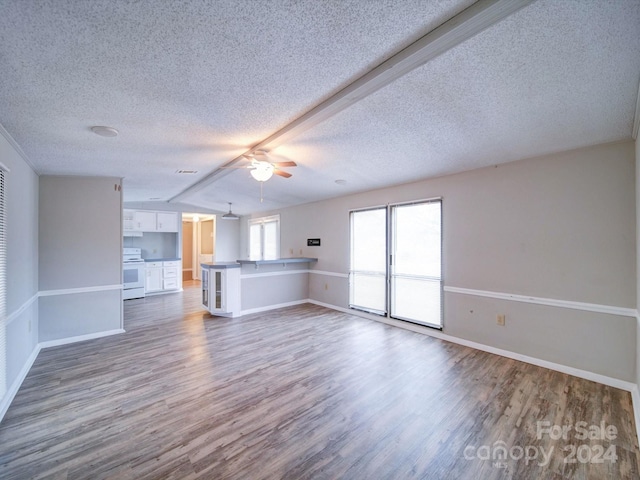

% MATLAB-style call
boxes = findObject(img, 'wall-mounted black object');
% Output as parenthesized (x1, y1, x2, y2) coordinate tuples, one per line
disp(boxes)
(307, 238, 321, 246)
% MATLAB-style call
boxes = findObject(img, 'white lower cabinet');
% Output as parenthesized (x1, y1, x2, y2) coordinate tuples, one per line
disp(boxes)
(146, 260, 182, 294)
(201, 265, 241, 317)
(163, 260, 180, 290)
(145, 262, 163, 292)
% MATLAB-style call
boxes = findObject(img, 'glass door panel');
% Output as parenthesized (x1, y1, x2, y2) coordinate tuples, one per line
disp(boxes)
(391, 201, 442, 327)
(350, 273, 387, 314)
(349, 208, 387, 314)
(391, 277, 441, 326)
(215, 271, 222, 310)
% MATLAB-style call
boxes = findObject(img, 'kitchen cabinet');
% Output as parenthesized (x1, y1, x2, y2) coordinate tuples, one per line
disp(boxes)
(145, 261, 163, 292)
(135, 211, 157, 231)
(162, 260, 180, 290)
(146, 260, 181, 294)
(123, 209, 135, 231)
(123, 209, 143, 236)
(157, 212, 178, 232)
(201, 263, 241, 317)
(124, 210, 179, 233)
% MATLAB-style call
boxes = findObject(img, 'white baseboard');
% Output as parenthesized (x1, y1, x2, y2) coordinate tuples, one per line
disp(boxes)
(308, 300, 636, 392)
(241, 299, 311, 316)
(0, 344, 41, 423)
(38, 329, 126, 349)
(143, 289, 183, 297)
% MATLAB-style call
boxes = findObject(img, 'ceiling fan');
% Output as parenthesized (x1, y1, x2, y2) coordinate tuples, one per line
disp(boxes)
(223, 150, 297, 182)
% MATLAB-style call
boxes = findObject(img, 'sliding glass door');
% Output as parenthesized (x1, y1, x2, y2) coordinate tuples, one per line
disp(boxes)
(349, 208, 387, 315)
(349, 199, 442, 328)
(390, 201, 442, 328)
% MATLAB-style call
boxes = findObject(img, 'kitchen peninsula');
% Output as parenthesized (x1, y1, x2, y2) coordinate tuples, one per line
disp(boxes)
(201, 258, 318, 317)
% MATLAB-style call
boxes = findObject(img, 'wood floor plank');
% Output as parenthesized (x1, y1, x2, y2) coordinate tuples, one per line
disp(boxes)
(0, 281, 638, 479)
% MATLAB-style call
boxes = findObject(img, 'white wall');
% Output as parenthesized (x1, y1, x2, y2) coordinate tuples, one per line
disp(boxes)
(249, 141, 637, 382)
(0, 127, 39, 416)
(39, 176, 123, 341)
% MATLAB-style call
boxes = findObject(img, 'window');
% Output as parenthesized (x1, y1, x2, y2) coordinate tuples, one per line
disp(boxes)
(349, 199, 442, 329)
(248, 215, 280, 260)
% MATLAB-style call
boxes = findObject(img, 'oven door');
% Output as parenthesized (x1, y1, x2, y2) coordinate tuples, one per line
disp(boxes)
(123, 262, 145, 289)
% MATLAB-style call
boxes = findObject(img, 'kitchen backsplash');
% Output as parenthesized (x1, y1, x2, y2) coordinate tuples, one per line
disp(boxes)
(123, 232, 178, 259)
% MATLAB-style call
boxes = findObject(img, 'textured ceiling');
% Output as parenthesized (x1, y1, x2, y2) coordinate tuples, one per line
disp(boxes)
(1, 0, 639, 215)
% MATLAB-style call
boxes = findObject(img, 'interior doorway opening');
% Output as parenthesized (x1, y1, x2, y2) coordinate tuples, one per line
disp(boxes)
(182, 213, 215, 281)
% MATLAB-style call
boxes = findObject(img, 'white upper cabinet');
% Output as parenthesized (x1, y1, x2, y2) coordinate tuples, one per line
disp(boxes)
(134, 211, 157, 231)
(156, 212, 178, 232)
(124, 210, 179, 233)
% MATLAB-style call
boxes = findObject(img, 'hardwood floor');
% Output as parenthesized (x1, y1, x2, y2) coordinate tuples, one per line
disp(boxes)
(0, 283, 638, 479)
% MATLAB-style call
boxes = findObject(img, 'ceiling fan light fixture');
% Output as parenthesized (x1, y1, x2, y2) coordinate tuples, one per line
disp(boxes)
(250, 161, 274, 182)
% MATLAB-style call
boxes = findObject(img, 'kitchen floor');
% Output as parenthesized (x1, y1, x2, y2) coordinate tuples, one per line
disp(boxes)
(0, 284, 638, 479)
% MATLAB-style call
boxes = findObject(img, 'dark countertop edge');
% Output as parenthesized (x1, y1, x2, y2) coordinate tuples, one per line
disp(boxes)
(236, 258, 318, 266)
(144, 258, 181, 262)
(201, 262, 241, 269)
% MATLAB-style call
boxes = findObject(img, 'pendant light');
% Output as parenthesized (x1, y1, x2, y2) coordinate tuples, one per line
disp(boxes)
(222, 202, 239, 220)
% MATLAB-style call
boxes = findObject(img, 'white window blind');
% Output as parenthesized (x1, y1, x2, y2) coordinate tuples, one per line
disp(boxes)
(248, 215, 280, 261)
(249, 223, 262, 260)
(0, 168, 6, 398)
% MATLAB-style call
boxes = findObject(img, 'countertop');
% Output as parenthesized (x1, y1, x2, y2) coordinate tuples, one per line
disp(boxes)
(200, 258, 318, 269)
(144, 258, 181, 262)
(236, 257, 318, 266)
(201, 262, 241, 269)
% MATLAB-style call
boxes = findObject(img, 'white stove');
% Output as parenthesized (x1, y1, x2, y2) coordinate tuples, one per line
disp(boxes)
(123, 247, 145, 300)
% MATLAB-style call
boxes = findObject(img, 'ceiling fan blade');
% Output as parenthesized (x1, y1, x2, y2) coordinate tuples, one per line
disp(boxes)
(273, 169, 292, 178)
(271, 161, 297, 168)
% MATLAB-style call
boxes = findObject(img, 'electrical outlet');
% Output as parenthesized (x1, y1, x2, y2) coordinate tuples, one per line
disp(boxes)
(289, 248, 294, 255)
(324, 283, 328, 290)
(28, 318, 31, 333)
(497, 314, 506, 326)
(299, 249, 303, 255)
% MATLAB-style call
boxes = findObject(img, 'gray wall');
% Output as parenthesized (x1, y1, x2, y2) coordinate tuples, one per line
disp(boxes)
(215, 216, 240, 262)
(39, 176, 123, 341)
(239, 263, 310, 312)
(0, 129, 39, 406)
(247, 141, 637, 381)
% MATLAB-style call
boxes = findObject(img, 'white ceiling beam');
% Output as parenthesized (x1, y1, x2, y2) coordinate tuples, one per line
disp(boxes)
(169, 0, 536, 204)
